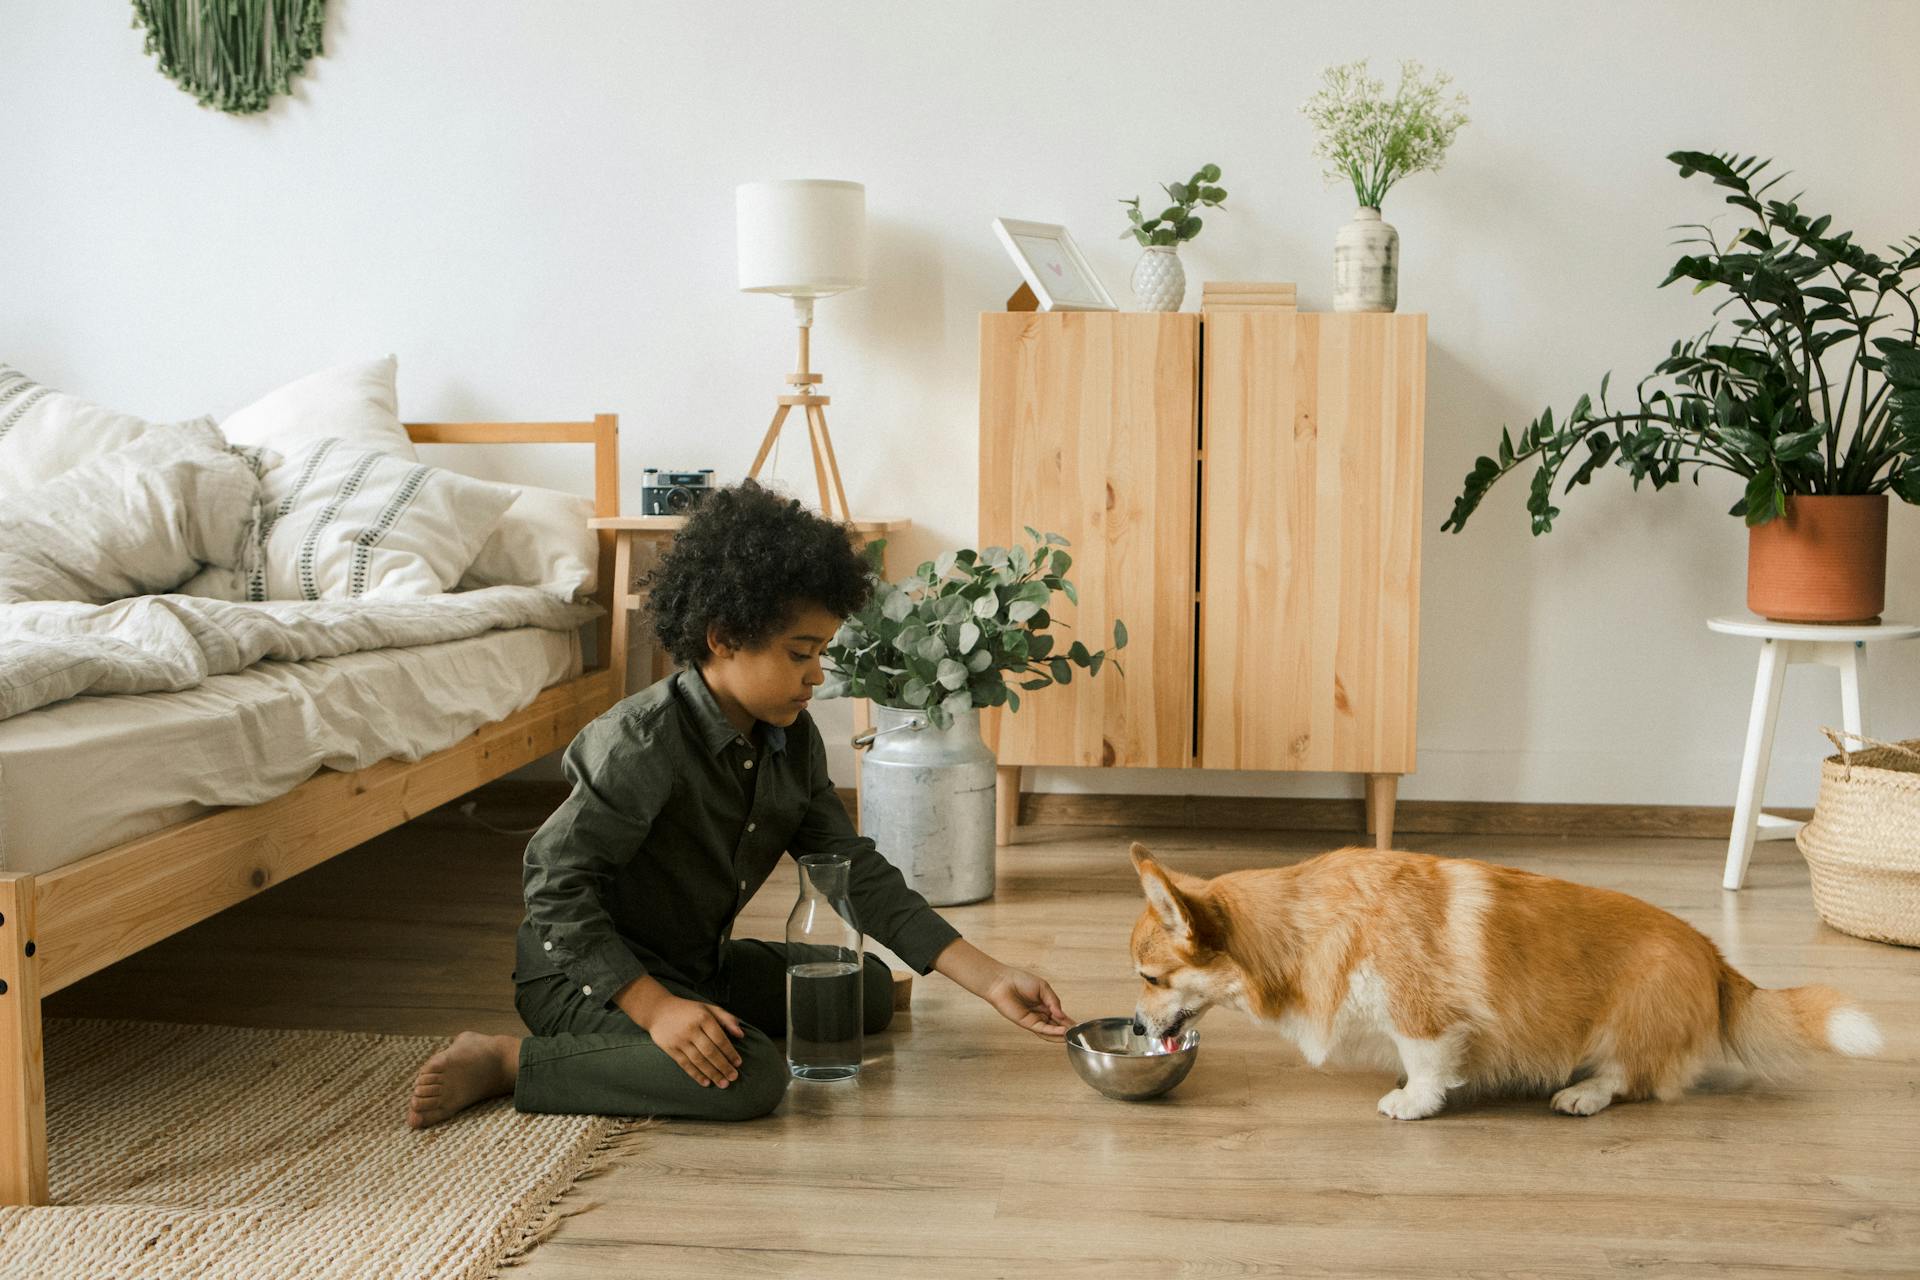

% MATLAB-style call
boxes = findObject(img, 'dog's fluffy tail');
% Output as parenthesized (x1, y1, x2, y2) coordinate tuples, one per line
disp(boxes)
(1717, 961, 1882, 1080)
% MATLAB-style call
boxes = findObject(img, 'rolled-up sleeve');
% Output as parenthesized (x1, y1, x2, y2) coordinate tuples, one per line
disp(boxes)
(790, 722, 961, 974)
(522, 709, 671, 1001)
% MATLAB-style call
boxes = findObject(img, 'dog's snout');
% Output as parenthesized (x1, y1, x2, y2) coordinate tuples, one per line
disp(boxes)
(1130, 1019, 1146, 1036)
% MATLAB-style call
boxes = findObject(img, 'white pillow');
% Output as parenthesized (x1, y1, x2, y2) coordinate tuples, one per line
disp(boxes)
(459, 485, 600, 600)
(240, 437, 517, 601)
(0, 419, 264, 604)
(0, 363, 213, 498)
(219, 355, 418, 461)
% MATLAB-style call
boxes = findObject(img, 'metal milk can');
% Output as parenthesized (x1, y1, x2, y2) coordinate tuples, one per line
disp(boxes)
(853, 703, 997, 906)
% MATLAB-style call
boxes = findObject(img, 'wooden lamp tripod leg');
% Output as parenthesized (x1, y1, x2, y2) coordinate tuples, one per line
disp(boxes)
(803, 406, 834, 521)
(747, 403, 794, 481)
(806, 404, 852, 524)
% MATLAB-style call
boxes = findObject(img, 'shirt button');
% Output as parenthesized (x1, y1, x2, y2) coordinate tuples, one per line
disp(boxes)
(740, 880, 748, 892)
(742, 759, 754, 770)
(543, 940, 553, 951)
(582, 985, 593, 996)
(747, 822, 757, 832)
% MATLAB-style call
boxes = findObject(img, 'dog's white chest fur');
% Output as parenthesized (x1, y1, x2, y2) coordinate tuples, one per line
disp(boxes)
(1269, 964, 1402, 1071)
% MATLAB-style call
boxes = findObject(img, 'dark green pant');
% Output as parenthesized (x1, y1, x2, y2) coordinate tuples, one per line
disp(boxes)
(513, 940, 895, 1121)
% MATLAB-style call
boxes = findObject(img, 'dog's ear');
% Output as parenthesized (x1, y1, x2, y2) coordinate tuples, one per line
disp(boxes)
(1134, 849, 1198, 947)
(1128, 841, 1156, 874)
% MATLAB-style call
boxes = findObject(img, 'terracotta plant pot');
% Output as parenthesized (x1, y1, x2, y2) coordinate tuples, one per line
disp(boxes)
(1747, 494, 1889, 623)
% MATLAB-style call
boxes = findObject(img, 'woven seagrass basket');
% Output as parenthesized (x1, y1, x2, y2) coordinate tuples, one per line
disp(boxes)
(1795, 728, 1920, 947)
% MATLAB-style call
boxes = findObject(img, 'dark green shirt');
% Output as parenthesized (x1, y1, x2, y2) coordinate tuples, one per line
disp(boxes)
(516, 667, 962, 1004)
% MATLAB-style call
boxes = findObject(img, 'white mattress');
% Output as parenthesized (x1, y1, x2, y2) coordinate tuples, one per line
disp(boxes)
(0, 625, 580, 875)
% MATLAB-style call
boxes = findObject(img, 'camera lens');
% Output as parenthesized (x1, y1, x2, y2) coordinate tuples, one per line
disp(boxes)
(666, 486, 694, 513)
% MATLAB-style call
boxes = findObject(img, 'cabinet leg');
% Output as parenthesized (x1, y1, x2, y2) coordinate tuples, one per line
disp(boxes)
(996, 765, 1022, 846)
(0, 875, 47, 1205)
(1365, 774, 1398, 851)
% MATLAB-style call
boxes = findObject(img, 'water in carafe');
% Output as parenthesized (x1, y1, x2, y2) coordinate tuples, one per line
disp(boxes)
(786, 853, 864, 1081)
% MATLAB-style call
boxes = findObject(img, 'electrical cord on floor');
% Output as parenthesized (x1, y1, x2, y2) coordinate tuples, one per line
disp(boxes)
(457, 800, 542, 837)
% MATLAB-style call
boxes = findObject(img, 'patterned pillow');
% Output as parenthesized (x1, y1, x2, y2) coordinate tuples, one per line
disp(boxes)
(0, 363, 214, 498)
(239, 437, 518, 601)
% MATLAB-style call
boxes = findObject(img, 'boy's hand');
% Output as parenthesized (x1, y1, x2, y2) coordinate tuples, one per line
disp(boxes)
(617, 978, 745, 1088)
(933, 938, 1075, 1041)
(984, 966, 1075, 1041)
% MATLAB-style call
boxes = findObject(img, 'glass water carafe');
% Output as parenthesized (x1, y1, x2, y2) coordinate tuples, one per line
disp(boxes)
(785, 853, 865, 1081)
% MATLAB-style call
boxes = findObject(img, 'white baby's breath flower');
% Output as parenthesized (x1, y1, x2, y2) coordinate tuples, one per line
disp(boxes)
(1301, 59, 1469, 210)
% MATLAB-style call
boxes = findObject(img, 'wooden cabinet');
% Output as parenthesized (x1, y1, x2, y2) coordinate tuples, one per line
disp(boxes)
(978, 310, 1426, 845)
(978, 312, 1198, 771)
(1198, 312, 1425, 774)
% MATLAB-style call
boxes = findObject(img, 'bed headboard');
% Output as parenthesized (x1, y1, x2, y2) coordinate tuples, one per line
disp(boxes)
(403, 415, 620, 673)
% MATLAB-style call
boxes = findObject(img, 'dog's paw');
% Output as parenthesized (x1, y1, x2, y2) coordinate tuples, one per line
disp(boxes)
(1376, 1086, 1445, 1120)
(1550, 1080, 1616, 1116)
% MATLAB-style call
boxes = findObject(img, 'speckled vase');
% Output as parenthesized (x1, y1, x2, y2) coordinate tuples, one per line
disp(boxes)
(1131, 245, 1186, 312)
(1333, 206, 1399, 312)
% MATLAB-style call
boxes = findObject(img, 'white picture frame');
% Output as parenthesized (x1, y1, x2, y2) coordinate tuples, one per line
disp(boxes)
(991, 218, 1117, 312)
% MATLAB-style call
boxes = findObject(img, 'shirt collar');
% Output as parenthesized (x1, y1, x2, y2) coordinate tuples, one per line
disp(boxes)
(679, 666, 788, 756)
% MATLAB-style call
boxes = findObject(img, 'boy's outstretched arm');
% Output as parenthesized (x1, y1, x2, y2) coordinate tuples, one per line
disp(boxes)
(932, 937, 1075, 1041)
(791, 725, 1074, 1041)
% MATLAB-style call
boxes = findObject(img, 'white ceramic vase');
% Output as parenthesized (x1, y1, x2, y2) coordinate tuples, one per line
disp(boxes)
(1333, 207, 1399, 313)
(1131, 245, 1186, 312)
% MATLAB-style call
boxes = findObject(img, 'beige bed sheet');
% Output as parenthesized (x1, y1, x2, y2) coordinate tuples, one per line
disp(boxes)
(0, 625, 580, 875)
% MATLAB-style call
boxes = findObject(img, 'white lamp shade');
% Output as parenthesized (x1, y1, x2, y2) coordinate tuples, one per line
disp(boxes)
(736, 179, 867, 297)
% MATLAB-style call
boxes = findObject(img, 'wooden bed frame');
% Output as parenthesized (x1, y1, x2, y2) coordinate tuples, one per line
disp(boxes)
(0, 417, 623, 1205)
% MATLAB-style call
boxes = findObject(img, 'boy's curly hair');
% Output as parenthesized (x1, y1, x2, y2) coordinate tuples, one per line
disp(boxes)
(644, 480, 874, 666)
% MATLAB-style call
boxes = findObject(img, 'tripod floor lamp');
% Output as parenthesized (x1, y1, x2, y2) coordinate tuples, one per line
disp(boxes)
(736, 178, 867, 523)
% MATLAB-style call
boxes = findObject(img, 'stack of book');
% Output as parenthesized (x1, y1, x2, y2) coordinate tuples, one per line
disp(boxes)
(1200, 281, 1297, 313)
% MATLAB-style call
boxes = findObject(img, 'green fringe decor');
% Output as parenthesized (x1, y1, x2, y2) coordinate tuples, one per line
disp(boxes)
(131, 0, 325, 116)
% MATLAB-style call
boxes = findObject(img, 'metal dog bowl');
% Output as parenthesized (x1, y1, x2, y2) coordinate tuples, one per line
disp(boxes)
(1065, 1016, 1200, 1101)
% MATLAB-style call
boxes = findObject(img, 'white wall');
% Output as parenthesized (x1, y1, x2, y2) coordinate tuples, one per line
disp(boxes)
(5, 1, 1916, 807)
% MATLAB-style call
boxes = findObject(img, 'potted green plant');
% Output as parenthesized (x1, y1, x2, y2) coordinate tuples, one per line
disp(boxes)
(1442, 151, 1920, 623)
(1119, 164, 1227, 312)
(822, 530, 1126, 904)
(1300, 59, 1469, 312)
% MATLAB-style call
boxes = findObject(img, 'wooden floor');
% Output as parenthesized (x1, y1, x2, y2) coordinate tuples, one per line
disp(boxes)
(50, 801, 1920, 1279)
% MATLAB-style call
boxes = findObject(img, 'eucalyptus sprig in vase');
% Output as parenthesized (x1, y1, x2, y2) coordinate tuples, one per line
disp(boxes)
(822, 531, 1126, 903)
(1119, 164, 1228, 312)
(1302, 59, 1468, 312)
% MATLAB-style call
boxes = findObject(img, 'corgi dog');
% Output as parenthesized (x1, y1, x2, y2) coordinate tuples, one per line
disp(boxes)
(1127, 843, 1883, 1119)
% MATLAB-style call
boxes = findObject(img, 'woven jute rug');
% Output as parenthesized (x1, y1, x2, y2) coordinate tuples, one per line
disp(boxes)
(0, 1019, 641, 1280)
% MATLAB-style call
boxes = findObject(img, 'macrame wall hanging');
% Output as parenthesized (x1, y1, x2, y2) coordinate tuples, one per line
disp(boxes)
(131, 0, 326, 115)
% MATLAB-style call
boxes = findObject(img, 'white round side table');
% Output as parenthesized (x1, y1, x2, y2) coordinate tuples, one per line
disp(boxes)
(1709, 615, 1920, 891)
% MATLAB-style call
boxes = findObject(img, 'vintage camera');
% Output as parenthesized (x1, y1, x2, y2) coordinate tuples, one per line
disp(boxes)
(641, 469, 716, 516)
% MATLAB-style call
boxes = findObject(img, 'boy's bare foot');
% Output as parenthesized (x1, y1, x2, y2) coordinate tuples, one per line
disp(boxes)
(407, 1031, 520, 1129)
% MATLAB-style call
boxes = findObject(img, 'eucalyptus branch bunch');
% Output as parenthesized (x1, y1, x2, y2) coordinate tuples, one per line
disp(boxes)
(1301, 59, 1468, 210)
(821, 531, 1127, 729)
(1443, 151, 1920, 536)
(1121, 165, 1227, 247)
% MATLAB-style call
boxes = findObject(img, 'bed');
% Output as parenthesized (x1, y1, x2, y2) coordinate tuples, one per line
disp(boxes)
(0, 417, 624, 1205)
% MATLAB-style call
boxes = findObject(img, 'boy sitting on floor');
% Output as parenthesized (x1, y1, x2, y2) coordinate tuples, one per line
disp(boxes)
(408, 481, 1073, 1126)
